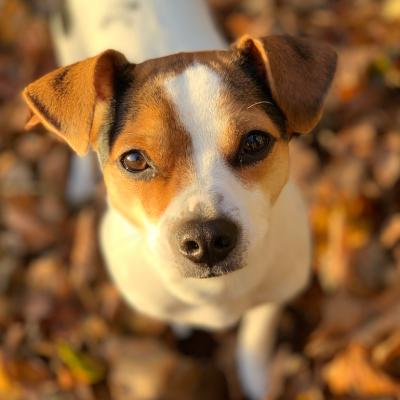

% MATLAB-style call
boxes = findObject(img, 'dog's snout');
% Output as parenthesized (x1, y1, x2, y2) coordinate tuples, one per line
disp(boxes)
(176, 218, 239, 266)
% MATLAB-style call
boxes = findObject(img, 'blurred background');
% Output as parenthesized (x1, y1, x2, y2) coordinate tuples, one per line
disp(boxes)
(0, 0, 400, 399)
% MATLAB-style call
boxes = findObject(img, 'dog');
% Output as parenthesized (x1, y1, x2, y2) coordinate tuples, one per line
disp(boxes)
(22, 31, 337, 398)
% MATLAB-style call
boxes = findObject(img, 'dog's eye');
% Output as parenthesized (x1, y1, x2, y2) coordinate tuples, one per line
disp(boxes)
(120, 150, 150, 173)
(235, 130, 275, 166)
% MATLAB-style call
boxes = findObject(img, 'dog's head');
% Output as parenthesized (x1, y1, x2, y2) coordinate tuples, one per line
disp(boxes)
(23, 35, 336, 284)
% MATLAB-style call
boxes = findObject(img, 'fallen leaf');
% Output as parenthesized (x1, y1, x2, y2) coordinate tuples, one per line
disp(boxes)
(57, 342, 105, 386)
(323, 344, 400, 396)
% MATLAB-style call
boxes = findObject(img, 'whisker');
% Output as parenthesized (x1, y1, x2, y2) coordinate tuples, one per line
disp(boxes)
(247, 100, 273, 110)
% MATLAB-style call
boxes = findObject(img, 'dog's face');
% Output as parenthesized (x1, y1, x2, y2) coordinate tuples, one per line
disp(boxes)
(23, 35, 336, 285)
(102, 48, 293, 281)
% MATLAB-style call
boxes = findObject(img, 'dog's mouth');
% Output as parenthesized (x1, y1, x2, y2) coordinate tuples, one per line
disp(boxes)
(183, 263, 243, 279)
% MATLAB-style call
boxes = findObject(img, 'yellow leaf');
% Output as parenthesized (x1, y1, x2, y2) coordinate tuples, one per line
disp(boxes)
(383, 0, 400, 21)
(0, 356, 20, 400)
(57, 342, 105, 385)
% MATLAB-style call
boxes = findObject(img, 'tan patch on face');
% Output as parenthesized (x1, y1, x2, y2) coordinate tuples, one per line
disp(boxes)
(237, 140, 289, 204)
(218, 85, 290, 206)
(103, 84, 192, 228)
(219, 105, 283, 156)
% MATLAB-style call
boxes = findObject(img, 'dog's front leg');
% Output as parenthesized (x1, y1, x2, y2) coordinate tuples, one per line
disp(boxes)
(237, 303, 280, 400)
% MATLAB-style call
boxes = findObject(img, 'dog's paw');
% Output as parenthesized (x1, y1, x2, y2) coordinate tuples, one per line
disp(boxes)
(237, 346, 269, 400)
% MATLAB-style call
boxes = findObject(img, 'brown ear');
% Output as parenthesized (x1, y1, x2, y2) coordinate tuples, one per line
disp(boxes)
(22, 50, 129, 155)
(234, 35, 337, 134)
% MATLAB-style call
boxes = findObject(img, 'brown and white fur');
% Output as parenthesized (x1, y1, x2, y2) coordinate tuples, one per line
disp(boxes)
(23, 6, 337, 398)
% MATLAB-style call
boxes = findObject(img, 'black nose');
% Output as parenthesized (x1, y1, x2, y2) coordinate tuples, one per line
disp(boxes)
(176, 218, 239, 266)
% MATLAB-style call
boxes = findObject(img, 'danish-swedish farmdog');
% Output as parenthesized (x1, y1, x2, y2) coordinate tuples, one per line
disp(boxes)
(23, 34, 336, 398)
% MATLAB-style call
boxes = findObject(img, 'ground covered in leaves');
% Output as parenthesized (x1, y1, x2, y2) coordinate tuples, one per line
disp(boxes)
(0, 0, 400, 399)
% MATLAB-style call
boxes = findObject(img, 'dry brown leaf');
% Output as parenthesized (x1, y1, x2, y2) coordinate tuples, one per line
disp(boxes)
(306, 292, 368, 358)
(2, 203, 56, 252)
(69, 208, 98, 289)
(26, 255, 69, 296)
(381, 214, 400, 249)
(16, 132, 52, 162)
(323, 344, 400, 396)
(0, 354, 21, 400)
(372, 331, 400, 376)
(295, 387, 324, 400)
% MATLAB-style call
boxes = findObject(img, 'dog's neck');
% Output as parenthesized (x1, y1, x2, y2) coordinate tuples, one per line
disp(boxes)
(52, 0, 226, 65)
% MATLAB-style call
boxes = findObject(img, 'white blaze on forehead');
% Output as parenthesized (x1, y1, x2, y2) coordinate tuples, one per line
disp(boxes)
(164, 63, 227, 187)
(162, 62, 269, 252)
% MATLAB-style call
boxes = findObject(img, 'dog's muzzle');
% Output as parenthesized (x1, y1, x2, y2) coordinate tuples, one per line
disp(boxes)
(171, 217, 240, 277)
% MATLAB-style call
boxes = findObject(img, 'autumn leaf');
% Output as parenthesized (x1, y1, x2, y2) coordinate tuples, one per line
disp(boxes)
(323, 344, 400, 396)
(56, 342, 105, 385)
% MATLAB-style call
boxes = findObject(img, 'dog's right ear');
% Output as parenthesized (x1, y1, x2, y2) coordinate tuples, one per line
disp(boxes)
(234, 35, 337, 135)
(22, 50, 130, 155)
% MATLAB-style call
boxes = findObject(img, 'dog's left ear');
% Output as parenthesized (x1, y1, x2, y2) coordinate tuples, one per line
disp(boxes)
(234, 35, 337, 134)
(22, 50, 129, 155)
